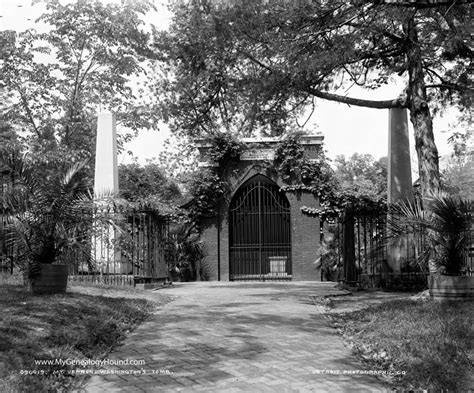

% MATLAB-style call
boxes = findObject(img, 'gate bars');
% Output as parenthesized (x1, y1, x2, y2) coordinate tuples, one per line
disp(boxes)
(229, 176, 291, 281)
(64, 206, 170, 286)
(328, 206, 474, 290)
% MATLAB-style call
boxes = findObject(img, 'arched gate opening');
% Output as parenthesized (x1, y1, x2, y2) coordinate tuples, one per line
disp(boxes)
(229, 175, 291, 280)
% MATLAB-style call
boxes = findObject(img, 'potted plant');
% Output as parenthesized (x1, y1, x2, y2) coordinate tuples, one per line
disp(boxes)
(1, 152, 93, 294)
(389, 192, 473, 301)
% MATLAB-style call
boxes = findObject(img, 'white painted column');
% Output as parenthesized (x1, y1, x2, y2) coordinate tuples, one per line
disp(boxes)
(387, 108, 414, 273)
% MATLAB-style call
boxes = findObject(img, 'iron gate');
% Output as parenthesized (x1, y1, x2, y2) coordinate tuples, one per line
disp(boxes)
(229, 175, 291, 280)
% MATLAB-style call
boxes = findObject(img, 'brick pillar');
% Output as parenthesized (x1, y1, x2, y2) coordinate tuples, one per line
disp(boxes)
(200, 217, 219, 281)
(219, 210, 230, 281)
(287, 191, 320, 281)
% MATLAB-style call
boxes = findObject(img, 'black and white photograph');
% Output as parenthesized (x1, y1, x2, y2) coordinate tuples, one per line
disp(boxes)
(1, 0, 473, 391)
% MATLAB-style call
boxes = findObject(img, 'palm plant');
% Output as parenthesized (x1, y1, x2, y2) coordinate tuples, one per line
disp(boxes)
(389, 192, 472, 275)
(1, 151, 93, 282)
(167, 223, 204, 281)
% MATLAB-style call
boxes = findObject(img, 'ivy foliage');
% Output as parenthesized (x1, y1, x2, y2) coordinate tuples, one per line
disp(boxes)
(302, 194, 387, 223)
(185, 133, 246, 223)
(187, 169, 229, 222)
(206, 132, 246, 169)
(273, 134, 387, 221)
(187, 132, 388, 225)
(273, 133, 337, 198)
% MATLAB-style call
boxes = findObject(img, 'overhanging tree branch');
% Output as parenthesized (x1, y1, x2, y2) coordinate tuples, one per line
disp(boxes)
(239, 49, 407, 109)
(301, 86, 407, 109)
(372, 0, 469, 9)
(426, 83, 471, 91)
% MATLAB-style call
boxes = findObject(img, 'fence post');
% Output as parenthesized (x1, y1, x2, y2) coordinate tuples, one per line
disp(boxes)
(343, 206, 357, 283)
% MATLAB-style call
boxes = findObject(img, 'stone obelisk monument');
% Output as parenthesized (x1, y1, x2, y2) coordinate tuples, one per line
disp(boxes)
(388, 108, 414, 205)
(93, 112, 121, 275)
(387, 108, 414, 272)
(94, 112, 119, 197)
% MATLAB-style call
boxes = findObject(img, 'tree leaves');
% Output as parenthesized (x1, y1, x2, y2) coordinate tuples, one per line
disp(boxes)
(2, 0, 159, 163)
(155, 0, 472, 197)
(118, 162, 181, 203)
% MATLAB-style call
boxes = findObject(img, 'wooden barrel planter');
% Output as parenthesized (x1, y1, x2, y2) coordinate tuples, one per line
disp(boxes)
(429, 275, 474, 302)
(29, 264, 69, 295)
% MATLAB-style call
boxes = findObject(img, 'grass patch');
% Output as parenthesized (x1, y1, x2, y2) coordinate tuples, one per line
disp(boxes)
(0, 283, 173, 392)
(330, 299, 473, 391)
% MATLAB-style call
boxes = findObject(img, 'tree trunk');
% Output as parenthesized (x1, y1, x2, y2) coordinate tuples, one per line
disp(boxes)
(406, 17, 441, 199)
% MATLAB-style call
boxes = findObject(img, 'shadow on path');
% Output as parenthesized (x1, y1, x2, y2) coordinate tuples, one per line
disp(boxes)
(85, 282, 385, 392)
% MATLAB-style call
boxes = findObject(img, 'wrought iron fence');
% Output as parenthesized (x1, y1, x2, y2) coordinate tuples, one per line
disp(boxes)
(322, 207, 474, 290)
(68, 205, 170, 286)
(1, 204, 171, 286)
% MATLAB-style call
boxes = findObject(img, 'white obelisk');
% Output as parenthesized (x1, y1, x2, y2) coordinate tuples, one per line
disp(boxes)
(93, 112, 121, 276)
(94, 112, 119, 197)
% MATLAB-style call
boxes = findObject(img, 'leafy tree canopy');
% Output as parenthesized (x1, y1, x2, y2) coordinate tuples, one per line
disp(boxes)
(154, 0, 472, 198)
(442, 128, 474, 200)
(118, 162, 182, 203)
(334, 153, 387, 199)
(1, 0, 157, 166)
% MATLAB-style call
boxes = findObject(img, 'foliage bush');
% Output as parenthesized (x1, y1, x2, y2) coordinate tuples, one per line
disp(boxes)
(388, 191, 473, 275)
(1, 151, 93, 282)
(167, 223, 204, 281)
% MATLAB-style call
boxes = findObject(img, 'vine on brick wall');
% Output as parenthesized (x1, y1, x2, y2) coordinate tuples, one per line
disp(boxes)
(187, 169, 229, 221)
(206, 132, 246, 168)
(187, 133, 244, 223)
(187, 132, 386, 224)
(301, 194, 387, 223)
(273, 133, 336, 199)
(273, 134, 386, 221)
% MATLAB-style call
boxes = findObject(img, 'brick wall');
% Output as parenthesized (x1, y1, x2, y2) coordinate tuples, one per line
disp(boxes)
(200, 187, 321, 282)
(286, 191, 321, 281)
(196, 136, 324, 282)
(219, 209, 230, 281)
(200, 217, 219, 281)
